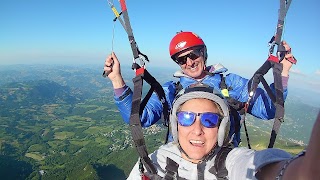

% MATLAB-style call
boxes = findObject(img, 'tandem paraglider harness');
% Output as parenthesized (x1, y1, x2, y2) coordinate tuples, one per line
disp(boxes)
(103, 0, 297, 179)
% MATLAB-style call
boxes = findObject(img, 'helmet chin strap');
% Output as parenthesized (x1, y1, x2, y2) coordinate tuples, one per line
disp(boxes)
(178, 143, 219, 164)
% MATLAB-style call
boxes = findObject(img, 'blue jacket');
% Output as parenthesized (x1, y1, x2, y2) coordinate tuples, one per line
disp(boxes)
(114, 65, 287, 128)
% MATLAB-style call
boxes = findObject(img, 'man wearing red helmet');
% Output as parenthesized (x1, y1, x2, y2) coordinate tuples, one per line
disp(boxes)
(103, 31, 294, 146)
(169, 32, 209, 79)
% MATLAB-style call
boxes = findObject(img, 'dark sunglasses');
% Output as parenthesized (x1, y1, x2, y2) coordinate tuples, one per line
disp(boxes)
(176, 111, 221, 128)
(174, 48, 203, 65)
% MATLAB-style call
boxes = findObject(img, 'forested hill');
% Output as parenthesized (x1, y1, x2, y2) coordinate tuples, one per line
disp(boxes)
(0, 80, 81, 108)
(0, 64, 168, 179)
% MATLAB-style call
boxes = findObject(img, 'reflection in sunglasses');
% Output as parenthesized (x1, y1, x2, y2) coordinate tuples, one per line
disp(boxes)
(176, 111, 221, 128)
(175, 49, 203, 65)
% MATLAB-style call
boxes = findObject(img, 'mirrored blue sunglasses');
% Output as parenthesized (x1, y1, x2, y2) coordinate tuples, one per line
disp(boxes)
(176, 111, 221, 128)
(174, 48, 203, 65)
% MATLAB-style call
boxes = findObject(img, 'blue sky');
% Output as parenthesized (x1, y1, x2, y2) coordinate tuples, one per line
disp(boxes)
(1, 0, 320, 100)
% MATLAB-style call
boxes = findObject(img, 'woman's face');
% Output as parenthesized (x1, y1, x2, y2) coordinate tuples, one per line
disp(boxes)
(178, 98, 219, 163)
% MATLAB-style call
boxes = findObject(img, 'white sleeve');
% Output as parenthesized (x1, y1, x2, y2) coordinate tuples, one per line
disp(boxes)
(126, 160, 141, 180)
(226, 147, 292, 179)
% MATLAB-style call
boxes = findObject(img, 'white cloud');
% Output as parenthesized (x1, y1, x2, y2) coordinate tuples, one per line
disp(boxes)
(289, 68, 305, 76)
(315, 69, 320, 75)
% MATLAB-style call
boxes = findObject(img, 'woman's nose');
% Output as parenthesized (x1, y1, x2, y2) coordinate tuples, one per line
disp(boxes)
(192, 117, 204, 135)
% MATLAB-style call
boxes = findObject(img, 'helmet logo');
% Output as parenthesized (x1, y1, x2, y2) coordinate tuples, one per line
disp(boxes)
(175, 41, 187, 50)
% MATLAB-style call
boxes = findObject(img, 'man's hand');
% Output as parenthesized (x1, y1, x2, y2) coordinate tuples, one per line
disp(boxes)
(103, 52, 126, 88)
(280, 41, 296, 77)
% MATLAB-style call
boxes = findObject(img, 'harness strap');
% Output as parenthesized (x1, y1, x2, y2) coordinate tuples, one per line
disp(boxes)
(163, 158, 179, 180)
(209, 145, 233, 180)
(258, 75, 276, 103)
(246, 61, 278, 150)
(135, 65, 170, 127)
(119, 0, 139, 59)
(229, 107, 241, 143)
(130, 66, 171, 174)
(247, 0, 293, 148)
(274, 0, 292, 53)
(248, 58, 284, 148)
(269, 62, 285, 148)
(108, 0, 170, 176)
(219, 74, 230, 98)
(267, 0, 291, 148)
(219, 74, 246, 147)
(219, 75, 246, 113)
(131, 74, 157, 174)
(197, 162, 205, 180)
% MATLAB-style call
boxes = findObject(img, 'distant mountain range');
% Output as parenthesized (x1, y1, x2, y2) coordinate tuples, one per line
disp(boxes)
(0, 80, 80, 107)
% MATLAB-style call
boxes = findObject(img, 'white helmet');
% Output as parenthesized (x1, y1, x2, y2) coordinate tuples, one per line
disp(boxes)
(170, 83, 230, 147)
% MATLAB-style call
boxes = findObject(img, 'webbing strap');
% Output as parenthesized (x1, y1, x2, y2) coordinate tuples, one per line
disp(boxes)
(209, 146, 233, 180)
(108, 0, 170, 175)
(258, 75, 276, 103)
(135, 66, 170, 127)
(247, 0, 292, 148)
(250, 60, 278, 105)
(119, 0, 139, 59)
(131, 74, 157, 174)
(269, 62, 285, 148)
(163, 158, 179, 180)
(130, 66, 170, 175)
(267, 0, 291, 148)
(249, 59, 284, 148)
(269, 0, 292, 55)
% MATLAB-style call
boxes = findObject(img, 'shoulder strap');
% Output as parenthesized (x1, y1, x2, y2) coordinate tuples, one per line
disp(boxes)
(219, 74, 230, 98)
(219, 74, 246, 113)
(142, 157, 183, 180)
(220, 74, 251, 148)
(130, 67, 171, 175)
(174, 81, 183, 96)
(163, 157, 180, 180)
(209, 146, 233, 180)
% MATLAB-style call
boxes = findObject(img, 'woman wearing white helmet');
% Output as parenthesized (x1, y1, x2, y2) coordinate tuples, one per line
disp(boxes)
(127, 83, 319, 180)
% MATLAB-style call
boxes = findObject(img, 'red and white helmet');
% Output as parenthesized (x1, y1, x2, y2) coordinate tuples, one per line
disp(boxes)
(169, 31, 207, 60)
